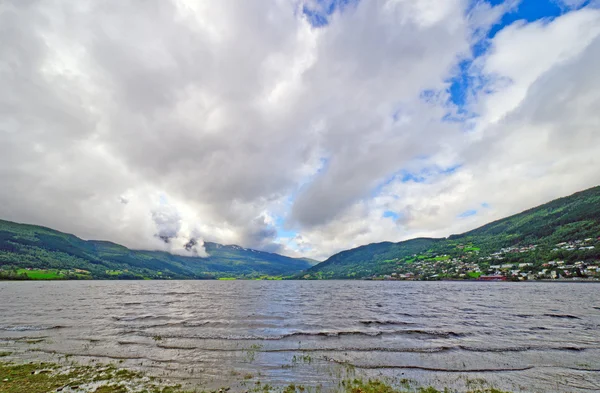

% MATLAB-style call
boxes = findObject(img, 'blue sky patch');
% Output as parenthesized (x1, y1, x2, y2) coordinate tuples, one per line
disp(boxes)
(302, 7, 329, 27)
(441, 164, 463, 175)
(370, 163, 462, 198)
(459, 209, 478, 218)
(401, 171, 428, 183)
(383, 210, 400, 220)
(302, 0, 359, 27)
(446, 0, 591, 116)
(273, 215, 297, 239)
(487, 0, 590, 39)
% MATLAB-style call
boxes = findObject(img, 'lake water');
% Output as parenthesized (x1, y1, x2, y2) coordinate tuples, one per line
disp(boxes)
(0, 281, 599, 392)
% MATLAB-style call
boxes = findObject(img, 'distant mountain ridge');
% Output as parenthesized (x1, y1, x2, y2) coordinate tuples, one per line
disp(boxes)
(0, 219, 311, 279)
(2, 185, 600, 281)
(305, 185, 600, 279)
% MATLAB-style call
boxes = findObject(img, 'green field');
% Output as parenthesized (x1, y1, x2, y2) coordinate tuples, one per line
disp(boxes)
(16, 269, 63, 280)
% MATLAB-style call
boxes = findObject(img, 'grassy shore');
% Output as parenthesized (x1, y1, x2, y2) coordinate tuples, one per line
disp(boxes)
(0, 361, 187, 393)
(0, 360, 515, 393)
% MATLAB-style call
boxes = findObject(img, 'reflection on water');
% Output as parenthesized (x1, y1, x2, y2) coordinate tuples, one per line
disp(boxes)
(0, 281, 599, 392)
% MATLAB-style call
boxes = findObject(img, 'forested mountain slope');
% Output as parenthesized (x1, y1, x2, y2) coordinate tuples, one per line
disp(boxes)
(306, 186, 600, 279)
(0, 220, 310, 279)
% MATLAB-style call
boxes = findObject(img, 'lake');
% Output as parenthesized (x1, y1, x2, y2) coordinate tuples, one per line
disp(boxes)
(0, 281, 599, 392)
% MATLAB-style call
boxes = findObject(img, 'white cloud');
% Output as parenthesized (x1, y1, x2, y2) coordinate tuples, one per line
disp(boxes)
(291, 6, 600, 259)
(474, 8, 600, 127)
(1, 1, 599, 260)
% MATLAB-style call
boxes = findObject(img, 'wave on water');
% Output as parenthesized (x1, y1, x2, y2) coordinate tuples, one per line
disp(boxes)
(134, 292, 198, 296)
(123, 329, 467, 341)
(182, 321, 214, 327)
(514, 314, 535, 319)
(145, 321, 213, 329)
(117, 320, 222, 329)
(359, 320, 414, 326)
(119, 319, 305, 329)
(112, 315, 172, 322)
(271, 346, 454, 353)
(284, 331, 383, 338)
(286, 329, 467, 340)
(284, 345, 591, 354)
(118, 300, 180, 307)
(543, 314, 581, 320)
(0, 325, 65, 331)
(457, 345, 586, 353)
(325, 357, 536, 373)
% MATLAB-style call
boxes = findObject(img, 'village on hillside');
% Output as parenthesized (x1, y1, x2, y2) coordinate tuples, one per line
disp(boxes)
(370, 237, 600, 282)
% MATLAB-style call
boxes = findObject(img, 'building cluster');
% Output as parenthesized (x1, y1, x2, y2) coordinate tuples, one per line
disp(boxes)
(552, 238, 597, 252)
(372, 237, 600, 281)
(376, 255, 483, 280)
(484, 245, 538, 261)
(486, 260, 599, 280)
(537, 260, 599, 279)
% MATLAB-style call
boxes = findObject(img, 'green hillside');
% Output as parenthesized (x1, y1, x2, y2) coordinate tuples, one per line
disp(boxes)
(305, 185, 600, 280)
(0, 220, 311, 280)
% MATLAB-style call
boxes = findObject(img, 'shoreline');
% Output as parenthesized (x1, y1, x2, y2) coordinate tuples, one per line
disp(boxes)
(1, 278, 599, 282)
(0, 359, 512, 393)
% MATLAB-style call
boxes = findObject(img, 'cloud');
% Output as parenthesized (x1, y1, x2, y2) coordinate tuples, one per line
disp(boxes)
(472, 8, 600, 127)
(1, 1, 599, 260)
(151, 203, 182, 244)
(286, 6, 600, 259)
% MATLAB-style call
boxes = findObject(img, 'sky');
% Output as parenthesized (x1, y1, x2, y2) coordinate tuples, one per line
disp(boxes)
(1, 0, 600, 261)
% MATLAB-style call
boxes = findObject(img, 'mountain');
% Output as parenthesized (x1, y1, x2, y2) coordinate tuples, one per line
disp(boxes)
(305, 185, 600, 280)
(294, 257, 321, 266)
(3, 185, 599, 281)
(0, 220, 311, 280)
